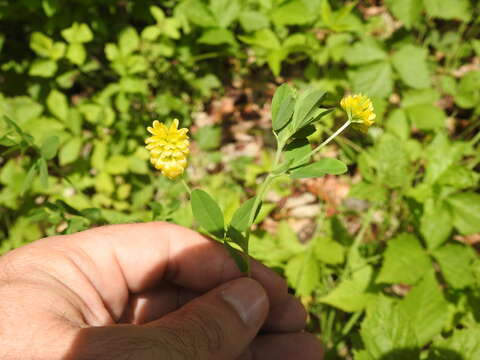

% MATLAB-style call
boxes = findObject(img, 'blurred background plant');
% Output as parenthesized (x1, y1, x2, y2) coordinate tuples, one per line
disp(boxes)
(1, 0, 480, 359)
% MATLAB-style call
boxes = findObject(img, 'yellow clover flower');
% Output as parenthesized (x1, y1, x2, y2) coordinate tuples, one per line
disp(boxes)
(340, 94, 376, 132)
(145, 119, 189, 179)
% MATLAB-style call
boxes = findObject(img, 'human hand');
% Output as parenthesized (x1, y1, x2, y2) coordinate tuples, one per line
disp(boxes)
(0, 222, 323, 359)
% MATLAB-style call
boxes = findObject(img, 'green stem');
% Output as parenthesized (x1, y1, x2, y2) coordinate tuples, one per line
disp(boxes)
(181, 178, 192, 195)
(296, 119, 352, 166)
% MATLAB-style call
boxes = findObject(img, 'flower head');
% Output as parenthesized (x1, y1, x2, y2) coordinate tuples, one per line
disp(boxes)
(145, 119, 189, 179)
(340, 94, 376, 132)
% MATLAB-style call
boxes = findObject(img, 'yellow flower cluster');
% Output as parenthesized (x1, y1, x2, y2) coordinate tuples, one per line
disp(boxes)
(145, 119, 189, 179)
(340, 94, 376, 132)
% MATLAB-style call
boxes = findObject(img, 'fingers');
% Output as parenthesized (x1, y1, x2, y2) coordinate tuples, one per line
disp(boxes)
(53, 222, 305, 330)
(70, 278, 269, 360)
(239, 333, 324, 360)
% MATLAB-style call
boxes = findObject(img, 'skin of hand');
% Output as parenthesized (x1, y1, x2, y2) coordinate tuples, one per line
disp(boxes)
(0, 222, 323, 360)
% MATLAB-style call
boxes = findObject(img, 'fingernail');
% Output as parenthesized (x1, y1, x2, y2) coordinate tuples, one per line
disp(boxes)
(221, 278, 267, 327)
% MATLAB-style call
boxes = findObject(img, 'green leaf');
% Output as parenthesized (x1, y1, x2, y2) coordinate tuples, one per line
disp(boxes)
(198, 29, 236, 46)
(38, 158, 49, 187)
(42, 0, 59, 17)
(377, 233, 432, 285)
(40, 135, 60, 160)
(105, 155, 129, 174)
(423, 0, 471, 21)
(194, 125, 222, 151)
(375, 134, 410, 188)
(239, 11, 269, 32)
(315, 237, 345, 265)
(239, 29, 281, 50)
(61, 23, 93, 44)
(420, 199, 453, 249)
(223, 240, 248, 273)
(21, 162, 38, 195)
(292, 88, 326, 132)
(319, 265, 373, 312)
(46, 89, 69, 120)
(290, 158, 347, 179)
(429, 329, 480, 360)
(209, 0, 240, 28)
(285, 250, 320, 297)
(119, 27, 140, 55)
(65, 43, 87, 65)
(270, 0, 315, 26)
(191, 189, 225, 238)
(361, 297, 419, 359)
(385, 108, 409, 140)
(59, 137, 82, 165)
(447, 192, 480, 235)
(399, 271, 449, 346)
(349, 61, 393, 99)
(30, 32, 54, 58)
(432, 244, 476, 289)
(392, 44, 431, 89)
(406, 104, 445, 131)
(345, 37, 387, 65)
(271, 84, 295, 131)
(29, 58, 57, 77)
(180, 0, 217, 27)
(284, 139, 311, 169)
(229, 197, 258, 233)
(385, 0, 423, 28)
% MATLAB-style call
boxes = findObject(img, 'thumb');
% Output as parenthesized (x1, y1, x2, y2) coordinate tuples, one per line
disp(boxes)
(70, 278, 269, 360)
(150, 277, 269, 359)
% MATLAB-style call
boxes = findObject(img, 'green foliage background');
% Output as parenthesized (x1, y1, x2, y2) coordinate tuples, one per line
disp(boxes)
(1, 0, 480, 359)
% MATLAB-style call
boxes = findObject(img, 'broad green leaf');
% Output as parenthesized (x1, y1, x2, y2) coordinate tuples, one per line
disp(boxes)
(105, 155, 129, 174)
(420, 198, 453, 249)
(270, 0, 315, 26)
(291, 88, 326, 132)
(315, 237, 345, 265)
(61, 23, 93, 43)
(377, 233, 431, 285)
(40, 135, 60, 160)
(375, 134, 409, 188)
(285, 250, 320, 296)
(432, 244, 476, 289)
(361, 297, 419, 359)
(180, 0, 217, 27)
(239, 29, 281, 50)
(284, 139, 311, 169)
(271, 84, 295, 131)
(349, 61, 393, 99)
(46, 89, 69, 120)
(30, 32, 54, 58)
(229, 197, 258, 233)
(191, 189, 225, 238)
(392, 44, 431, 89)
(239, 11, 269, 32)
(198, 29, 236, 46)
(59, 137, 82, 165)
(320, 265, 373, 312)
(429, 328, 480, 360)
(385, 108, 409, 140)
(345, 37, 387, 65)
(447, 192, 480, 235)
(399, 272, 449, 346)
(29, 58, 57, 77)
(385, 0, 423, 28)
(406, 104, 445, 131)
(423, 0, 471, 21)
(119, 27, 140, 55)
(210, 0, 240, 28)
(194, 125, 222, 150)
(65, 43, 87, 65)
(290, 158, 347, 179)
